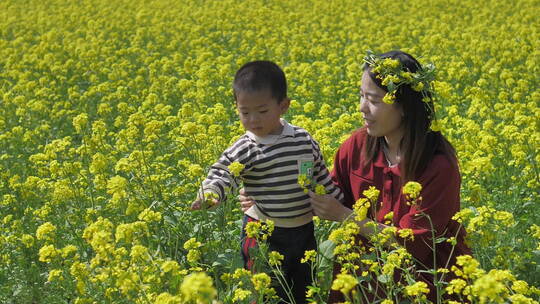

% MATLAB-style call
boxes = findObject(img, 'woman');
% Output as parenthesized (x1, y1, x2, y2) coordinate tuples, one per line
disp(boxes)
(240, 50, 471, 302)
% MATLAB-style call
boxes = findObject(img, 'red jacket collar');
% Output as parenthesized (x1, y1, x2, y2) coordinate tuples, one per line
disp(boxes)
(374, 147, 401, 176)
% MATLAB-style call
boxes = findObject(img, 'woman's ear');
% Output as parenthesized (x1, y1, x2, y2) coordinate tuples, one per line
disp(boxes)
(397, 103, 405, 118)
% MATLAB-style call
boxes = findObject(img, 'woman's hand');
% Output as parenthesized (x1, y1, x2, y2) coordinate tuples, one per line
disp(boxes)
(238, 188, 255, 212)
(308, 191, 353, 222)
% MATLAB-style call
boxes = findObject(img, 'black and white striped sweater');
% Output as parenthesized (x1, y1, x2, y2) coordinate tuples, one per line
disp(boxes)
(200, 119, 343, 227)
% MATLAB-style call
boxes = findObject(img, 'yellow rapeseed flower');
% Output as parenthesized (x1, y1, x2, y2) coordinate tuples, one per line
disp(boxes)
(297, 173, 312, 193)
(301, 249, 317, 263)
(362, 186, 380, 202)
(232, 288, 252, 301)
(180, 272, 216, 303)
(72, 113, 89, 133)
(183, 238, 202, 250)
(251, 273, 272, 291)
(39, 244, 58, 263)
(47, 269, 63, 282)
(382, 94, 395, 104)
(404, 281, 430, 297)
(331, 273, 358, 296)
(227, 161, 244, 177)
(245, 221, 261, 238)
(314, 184, 326, 195)
(353, 198, 370, 222)
(161, 260, 181, 274)
(21, 234, 35, 248)
(36, 222, 56, 241)
(138, 208, 162, 222)
(446, 278, 467, 295)
(397, 228, 414, 241)
(268, 251, 284, 267)
(402, 181, 422, 201)
(154, 292, 182, 304)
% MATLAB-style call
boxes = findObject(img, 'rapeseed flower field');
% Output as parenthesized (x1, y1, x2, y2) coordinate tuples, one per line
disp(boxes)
(0, 0, 538, 303)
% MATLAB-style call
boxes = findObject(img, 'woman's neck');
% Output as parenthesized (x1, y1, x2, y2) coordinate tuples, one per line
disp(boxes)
(384, 132, 403, 165)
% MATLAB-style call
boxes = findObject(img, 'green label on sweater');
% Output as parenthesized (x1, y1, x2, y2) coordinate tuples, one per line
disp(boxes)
(299, 160, 314, 178)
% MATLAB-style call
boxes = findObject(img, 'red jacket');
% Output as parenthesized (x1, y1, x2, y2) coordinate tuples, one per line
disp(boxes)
(329, 128, 471, 301)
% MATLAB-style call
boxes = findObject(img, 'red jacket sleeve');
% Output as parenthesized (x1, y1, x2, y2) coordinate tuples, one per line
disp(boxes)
(330, 130, 363, 208)
(397, 154, 461, 263)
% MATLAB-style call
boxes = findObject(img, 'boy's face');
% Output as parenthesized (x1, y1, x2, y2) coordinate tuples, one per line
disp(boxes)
(235, 90, 289, 137)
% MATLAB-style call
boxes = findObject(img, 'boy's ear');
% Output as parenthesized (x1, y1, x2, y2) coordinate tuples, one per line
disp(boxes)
(280, 98, 291, 114)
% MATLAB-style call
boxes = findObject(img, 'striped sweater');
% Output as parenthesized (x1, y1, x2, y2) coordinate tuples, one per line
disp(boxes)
(200, 119, 343, 227)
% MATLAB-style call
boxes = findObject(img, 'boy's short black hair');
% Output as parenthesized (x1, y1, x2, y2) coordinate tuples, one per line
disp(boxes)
(233, 60, 287, 103)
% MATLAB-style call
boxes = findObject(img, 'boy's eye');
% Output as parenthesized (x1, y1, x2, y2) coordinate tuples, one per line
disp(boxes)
(259, 110, 268, 114)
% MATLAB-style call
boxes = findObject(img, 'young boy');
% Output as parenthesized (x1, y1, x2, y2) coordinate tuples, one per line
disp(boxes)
(191, 61, 343, 304)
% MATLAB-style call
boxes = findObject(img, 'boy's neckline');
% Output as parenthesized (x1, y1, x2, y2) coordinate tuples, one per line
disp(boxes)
(246, 118, 294, 144)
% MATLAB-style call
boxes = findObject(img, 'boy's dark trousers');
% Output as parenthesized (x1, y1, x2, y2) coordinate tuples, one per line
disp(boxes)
(241, 215, 317, 304)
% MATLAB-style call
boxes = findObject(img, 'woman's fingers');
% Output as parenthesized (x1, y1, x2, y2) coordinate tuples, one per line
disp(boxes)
(308, 191, 329, 209)
(240, 199, 254, 207)
(308, 190, 327, 215)
(238, 187, 255, 212)
(308, 190, 351, 222)
(238, 188, 251, 202)
(238, 193, 254, 204)
(240, 199, 254, 212)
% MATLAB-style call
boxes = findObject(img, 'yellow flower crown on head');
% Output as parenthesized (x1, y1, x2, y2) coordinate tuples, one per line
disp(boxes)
(362, 50, 436, 106)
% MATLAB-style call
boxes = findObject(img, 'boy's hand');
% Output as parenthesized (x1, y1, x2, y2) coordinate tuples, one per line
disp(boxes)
(190, 198, 219, 210)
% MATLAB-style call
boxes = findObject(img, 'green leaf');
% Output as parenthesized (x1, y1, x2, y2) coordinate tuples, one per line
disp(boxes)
(318, 239, 335, 271)
(387, 81, 396, 92)
(377, 274, 391, 284)
(319, 239, 335, 260)
(434, 237, 447, 244)
(417, 269, 437, 275)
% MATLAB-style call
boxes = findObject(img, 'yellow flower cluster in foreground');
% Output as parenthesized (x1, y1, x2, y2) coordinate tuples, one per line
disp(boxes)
(0, 0, 538, 303)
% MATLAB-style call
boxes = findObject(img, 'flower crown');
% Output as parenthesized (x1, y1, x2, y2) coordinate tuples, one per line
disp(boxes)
(362, 50, 436, 106)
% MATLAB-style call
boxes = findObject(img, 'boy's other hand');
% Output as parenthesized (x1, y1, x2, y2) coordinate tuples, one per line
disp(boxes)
(238, 188, 255, 212)
(190, 199, 203, 210)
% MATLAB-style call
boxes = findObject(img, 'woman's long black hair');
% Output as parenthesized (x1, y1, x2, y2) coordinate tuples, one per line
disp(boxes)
(362, 50, 457, 182)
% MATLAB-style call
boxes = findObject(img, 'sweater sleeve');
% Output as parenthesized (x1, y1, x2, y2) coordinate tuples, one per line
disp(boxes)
(198, 148, 243, 203)
(311, 138, 344, 202)
(397, 154, 461, 263)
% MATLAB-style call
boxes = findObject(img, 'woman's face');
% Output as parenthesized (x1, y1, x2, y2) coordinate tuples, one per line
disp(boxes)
(359, 71, 404, 142)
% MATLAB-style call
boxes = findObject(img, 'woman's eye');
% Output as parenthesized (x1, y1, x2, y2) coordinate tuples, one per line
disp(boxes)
(259, 110, 268, 114)
(361, 95, 375, 104)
